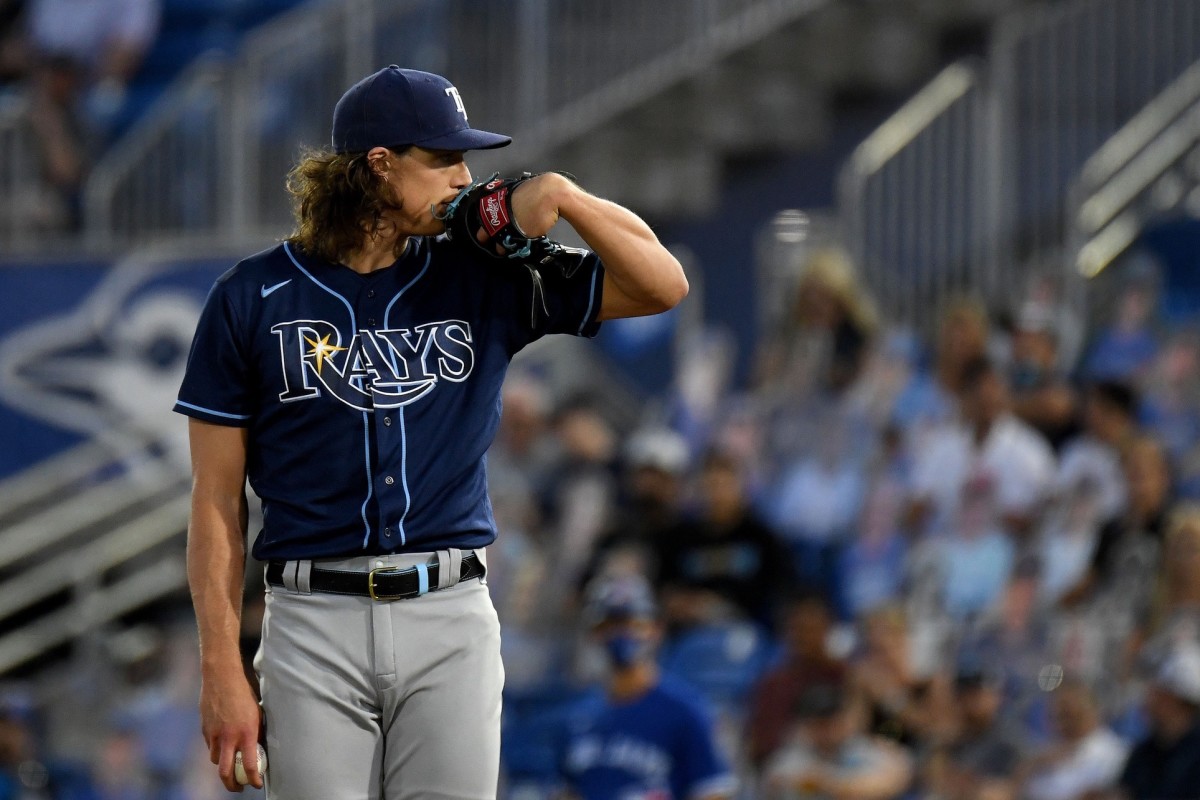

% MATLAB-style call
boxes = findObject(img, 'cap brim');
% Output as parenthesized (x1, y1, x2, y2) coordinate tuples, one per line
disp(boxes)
(417, 128, 512, 151)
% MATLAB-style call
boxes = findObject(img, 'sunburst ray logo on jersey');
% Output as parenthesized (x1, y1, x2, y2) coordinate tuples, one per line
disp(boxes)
(303, 333, 347, 375)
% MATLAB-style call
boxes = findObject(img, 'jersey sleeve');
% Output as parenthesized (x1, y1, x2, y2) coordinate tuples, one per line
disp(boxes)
(498, 251, 605, 352)
(174, 274, 254, 427)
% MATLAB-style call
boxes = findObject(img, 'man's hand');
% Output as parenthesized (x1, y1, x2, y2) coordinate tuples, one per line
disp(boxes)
(200, 669, 264, 791)
(507, 172, 573, 239)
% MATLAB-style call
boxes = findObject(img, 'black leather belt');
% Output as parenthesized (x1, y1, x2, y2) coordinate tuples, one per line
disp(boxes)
(266, 553, 485, 601)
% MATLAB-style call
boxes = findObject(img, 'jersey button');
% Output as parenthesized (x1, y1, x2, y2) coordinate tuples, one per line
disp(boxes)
(383, 416, 392, 427)
(384, 527, 393, 538)
(367, 290, 375, 299)
(367, 317, 376, 326)
(384, 476, 394, 485)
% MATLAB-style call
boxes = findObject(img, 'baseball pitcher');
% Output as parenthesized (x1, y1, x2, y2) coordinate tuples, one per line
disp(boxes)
(176, 66, 688, 799)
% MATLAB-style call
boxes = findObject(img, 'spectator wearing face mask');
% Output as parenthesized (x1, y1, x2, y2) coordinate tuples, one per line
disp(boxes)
(556, 574, 736, 800)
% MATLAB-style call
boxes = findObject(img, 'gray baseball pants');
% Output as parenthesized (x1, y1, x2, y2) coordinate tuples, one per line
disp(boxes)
(254, 549, 503, 800)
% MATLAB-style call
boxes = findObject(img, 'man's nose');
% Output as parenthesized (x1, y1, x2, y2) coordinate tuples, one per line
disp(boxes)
(453, 161, 472, 189)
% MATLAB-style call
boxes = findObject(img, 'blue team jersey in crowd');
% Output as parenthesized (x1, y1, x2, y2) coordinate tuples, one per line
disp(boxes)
(560, 679, 737, 800)
(174, 237, 604, 559)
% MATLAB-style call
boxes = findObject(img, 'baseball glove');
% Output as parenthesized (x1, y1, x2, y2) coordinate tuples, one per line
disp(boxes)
(437, 171, 567, 262)
(436, 171, 592, 327)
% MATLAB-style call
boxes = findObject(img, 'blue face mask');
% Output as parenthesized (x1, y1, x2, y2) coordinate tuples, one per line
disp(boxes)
(603, 633, 652, 669)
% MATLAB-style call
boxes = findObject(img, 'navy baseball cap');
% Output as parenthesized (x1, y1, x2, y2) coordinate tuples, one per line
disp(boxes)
(332, 66, 512, 154)
(583, 574, 658, 626)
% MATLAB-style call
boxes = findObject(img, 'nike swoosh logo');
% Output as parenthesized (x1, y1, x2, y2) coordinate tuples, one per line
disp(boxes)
(261, 279, 292, 298)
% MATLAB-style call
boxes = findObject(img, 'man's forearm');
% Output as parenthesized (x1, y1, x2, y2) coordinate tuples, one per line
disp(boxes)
(556, 186, 688, 319)
(188, 493, 250, 677)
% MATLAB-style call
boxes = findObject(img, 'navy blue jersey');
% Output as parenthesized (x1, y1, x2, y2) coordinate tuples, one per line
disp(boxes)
(175, 238, 604, 559)
(560, 679, 736, 800)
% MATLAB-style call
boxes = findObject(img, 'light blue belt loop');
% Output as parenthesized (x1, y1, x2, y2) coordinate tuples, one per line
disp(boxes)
(415, 562, 430, 596)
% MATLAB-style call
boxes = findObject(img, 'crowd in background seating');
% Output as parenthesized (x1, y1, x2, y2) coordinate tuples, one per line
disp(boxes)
(485, 243, 1200, 800)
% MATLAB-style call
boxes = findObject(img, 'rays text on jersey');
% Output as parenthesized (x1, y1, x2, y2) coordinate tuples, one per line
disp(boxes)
(271, 319, 474, 411)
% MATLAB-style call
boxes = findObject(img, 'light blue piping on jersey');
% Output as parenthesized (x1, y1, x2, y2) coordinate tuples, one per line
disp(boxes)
(579, 262, 600, 335)
(384, 244, 431, 547)
(175, 400, 252, 420)
(283, 242, 375, 548)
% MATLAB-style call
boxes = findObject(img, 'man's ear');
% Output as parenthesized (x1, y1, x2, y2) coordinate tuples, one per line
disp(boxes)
(367, 147, 391, 177)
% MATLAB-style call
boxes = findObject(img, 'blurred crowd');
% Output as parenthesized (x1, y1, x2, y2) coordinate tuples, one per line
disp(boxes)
(0, 0, 161, 231)
(480, 245, 1200, 800)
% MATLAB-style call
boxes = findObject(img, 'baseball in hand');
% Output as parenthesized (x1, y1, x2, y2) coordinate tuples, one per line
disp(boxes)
(234, 744, 267, 786)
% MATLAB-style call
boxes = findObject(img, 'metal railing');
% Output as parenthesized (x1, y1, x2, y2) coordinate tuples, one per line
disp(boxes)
(84, 0, 828, 246)
(0, 96, 45, 249)
(990, 0, 1200, 276)
(83, 57, 228, 245)
(1071, 58, 1200, 280)
(837, 0, 1200, 330)
(0, 437, 191, 674)
(838, 63, 993, 334)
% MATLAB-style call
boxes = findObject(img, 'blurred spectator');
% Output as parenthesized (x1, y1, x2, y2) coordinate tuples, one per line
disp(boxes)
(543, 395, 620, 601)
(1008, 301, 1078, 450)
(1055, 437, 1173, 711)
(109, 626, 200, 799)
(488, 374, 556, 515)
(577, 426, 691, 590)
(26, 0, 161, 228)
(558, 574, 736, 800)
(961, 557, 1063, 740)
(1018, 272, 1086, 374)
(846, 329, 922, 433)
(1019, 679, 1127, 800)
(1056, 381, 1139, 529)
(0, 689, 99, 800)
(92, 725, 150, 800)
(1037, 476, 1108, 606)
(1064, 436, 1172, 618)
(840, 426, 910, 618)
(925, 659, 1025, 800)
(761, 683, 912, 800)
(1143, 504, 1200, 657)
(745, 591, 847, 770)
(654, 449, 794, 634)
(754, 246, 878, 401)
(1118, 642, 1200, 800)
(768, 408, 866, 613)
(850, 604, 951, 749)
(891, 298, 990, 444)
(486, 375, 560, 675)
(1082, 264, 1161, 383)
(907, 356, 1055, 540)
(1139, 330, 1200, 479)
(936, 474, 1016, 623)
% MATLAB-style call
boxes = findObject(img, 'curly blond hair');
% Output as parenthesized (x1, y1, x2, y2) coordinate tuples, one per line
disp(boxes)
(286, 147, 406, 264)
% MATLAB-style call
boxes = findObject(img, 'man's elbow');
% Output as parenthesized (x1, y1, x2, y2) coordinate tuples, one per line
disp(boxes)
(653, 270, 689, 313)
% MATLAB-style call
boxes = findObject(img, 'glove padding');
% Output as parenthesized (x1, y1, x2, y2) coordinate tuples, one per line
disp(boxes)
(437, 171, 567, 262)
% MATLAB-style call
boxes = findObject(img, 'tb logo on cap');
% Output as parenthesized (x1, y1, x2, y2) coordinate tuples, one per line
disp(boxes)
(444, 87, 467, 121)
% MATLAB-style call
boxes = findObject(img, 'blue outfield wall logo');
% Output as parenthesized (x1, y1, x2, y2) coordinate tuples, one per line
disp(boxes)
(0, 254, 231, 481)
